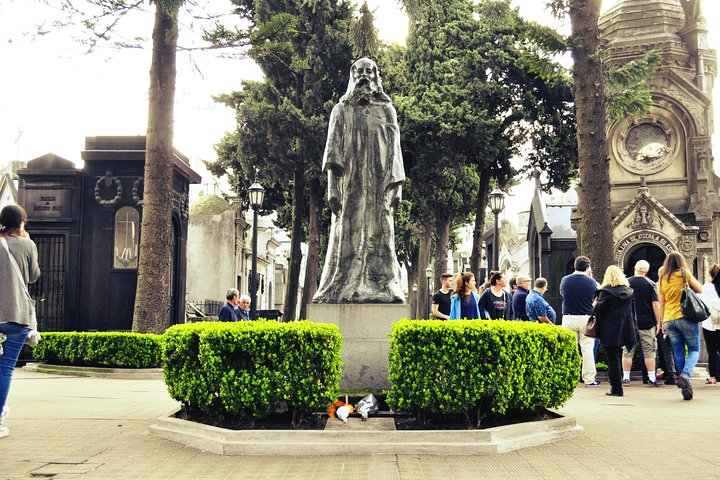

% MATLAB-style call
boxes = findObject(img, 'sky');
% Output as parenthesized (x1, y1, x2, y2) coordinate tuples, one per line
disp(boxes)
(0, 0, 718, 215)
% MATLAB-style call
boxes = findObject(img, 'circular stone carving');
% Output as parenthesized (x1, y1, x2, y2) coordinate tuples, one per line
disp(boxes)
(680, 239, 694, 253)
(95, 173, 123, 207)
(132, 177, 144, 206)
(612, 116, 679, 175)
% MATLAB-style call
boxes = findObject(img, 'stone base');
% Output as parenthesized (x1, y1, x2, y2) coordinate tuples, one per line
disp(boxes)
(306, 303, 410, 390)
(148, 409, 583, 456)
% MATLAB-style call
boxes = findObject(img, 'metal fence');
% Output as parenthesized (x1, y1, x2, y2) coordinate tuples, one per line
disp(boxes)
(186, 299, 223, 320)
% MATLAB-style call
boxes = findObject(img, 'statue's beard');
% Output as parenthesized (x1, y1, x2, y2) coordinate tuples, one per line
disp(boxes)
(348, 78, 380, 105)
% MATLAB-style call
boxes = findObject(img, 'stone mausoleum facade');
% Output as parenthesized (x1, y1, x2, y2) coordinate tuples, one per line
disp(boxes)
(529, 0, 718, 290)
(17, 136, 200, 332)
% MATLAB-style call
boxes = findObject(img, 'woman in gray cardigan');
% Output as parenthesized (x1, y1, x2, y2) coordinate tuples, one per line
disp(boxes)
(0, 205, 40, 439)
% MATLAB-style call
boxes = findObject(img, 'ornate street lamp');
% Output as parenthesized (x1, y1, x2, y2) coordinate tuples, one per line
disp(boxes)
(425, 265, 433, 319)
(248, 173, 265, 320)
(489, 188, 505, 273)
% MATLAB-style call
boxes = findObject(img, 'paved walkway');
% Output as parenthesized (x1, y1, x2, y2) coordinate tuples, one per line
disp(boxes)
(2, 368, 720, 479)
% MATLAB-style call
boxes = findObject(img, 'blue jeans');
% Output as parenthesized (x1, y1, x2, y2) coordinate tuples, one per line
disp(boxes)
(0, 322, 30, 413)
(665, 318, 700, 378)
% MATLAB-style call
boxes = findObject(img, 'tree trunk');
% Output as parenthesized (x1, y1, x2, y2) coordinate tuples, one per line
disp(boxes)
(132, 5, 179, 334)
(300, 179, 322, 319)
(470, 172, 491, 279)
(569, 0, 614, 275)
(434, 211, 451, 286)
(416, 223, 433, 319)
(283, 162, 306, 321)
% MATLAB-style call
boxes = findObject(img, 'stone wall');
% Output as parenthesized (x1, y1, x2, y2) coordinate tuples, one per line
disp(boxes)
(186, 209, 238, 303)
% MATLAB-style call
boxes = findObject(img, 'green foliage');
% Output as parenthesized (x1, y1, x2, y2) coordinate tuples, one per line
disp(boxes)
(188, 195, 232, 216)
(163, 321, 342, 421)
(32, 332, 163, 368)
(350, 2, 379, 58)
(387, 320, 580, 426)
(605, 50, 662, 123)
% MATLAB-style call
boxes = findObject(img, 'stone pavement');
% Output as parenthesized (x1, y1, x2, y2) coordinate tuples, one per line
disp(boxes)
(2, 368, 720, 479)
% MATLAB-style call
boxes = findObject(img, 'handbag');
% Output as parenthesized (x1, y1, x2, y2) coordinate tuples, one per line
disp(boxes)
(585, 314, 597, 338)
(0, 236, 40, 344)
(680, 270, 710, 323)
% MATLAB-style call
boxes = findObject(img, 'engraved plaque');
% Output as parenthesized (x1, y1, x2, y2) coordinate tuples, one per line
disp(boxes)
(24, 189, 72, 220)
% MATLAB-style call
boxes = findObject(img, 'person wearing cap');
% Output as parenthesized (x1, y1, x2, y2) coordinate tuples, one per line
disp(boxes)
(511, 274, 532, 321)
(219, 288, 241, 322)
(623, 260, 662, 387)
(432, 273, 454, 320)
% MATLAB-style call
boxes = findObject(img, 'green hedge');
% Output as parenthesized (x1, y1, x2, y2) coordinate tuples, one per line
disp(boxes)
(163, 321, 342, 421)
(387, 320, 580, 426)
(32, 332, 163, 368)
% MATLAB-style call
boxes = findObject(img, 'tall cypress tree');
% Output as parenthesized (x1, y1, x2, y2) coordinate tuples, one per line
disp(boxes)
(209, 0, 353, 319)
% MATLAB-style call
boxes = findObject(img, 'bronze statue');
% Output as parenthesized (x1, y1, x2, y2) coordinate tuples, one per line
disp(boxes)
(312, 58, 405, 304)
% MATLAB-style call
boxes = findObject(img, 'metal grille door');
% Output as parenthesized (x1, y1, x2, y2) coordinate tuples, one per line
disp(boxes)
(29, 235, 66, 331)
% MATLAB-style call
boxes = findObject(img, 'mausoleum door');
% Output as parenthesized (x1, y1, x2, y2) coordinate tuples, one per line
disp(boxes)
(28, 234, 66, 331)
(624, 244, 665, 282)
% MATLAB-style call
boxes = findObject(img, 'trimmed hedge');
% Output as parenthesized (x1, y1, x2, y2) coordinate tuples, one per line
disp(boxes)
(387, 320, 580, 426)
(163, 321, 342, 421)
(31, 332, 163, 368)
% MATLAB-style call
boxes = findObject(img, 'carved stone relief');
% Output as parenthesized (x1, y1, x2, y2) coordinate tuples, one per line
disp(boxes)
(612, 116, 679, 175)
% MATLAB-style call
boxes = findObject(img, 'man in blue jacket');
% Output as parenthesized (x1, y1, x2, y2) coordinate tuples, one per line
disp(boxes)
(560, 256, 600, 387)
(219, 288, 240, 322)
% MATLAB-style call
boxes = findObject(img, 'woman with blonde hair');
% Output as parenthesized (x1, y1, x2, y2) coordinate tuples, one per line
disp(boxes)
(449, 272, 481, 320)
(658, 252, 703, 400)
(594, 265, 636, 397)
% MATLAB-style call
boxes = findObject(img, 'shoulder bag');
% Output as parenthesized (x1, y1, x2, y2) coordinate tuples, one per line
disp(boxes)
(0, 236, 40, 344)
(585, 313, 597, 337)
(680, 270, 710, 323)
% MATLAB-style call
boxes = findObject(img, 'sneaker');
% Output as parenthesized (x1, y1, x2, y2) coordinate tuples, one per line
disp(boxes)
(584, 381, 601, 387)
(677, 375, 693, 400)
(605, 391, 623, 397)
(0, 406, 8, 425)
(664, 376, 677, 386)
(646, 380, 662, 388)
(622, 379, 630, 385)
(0, 425, 8, 439)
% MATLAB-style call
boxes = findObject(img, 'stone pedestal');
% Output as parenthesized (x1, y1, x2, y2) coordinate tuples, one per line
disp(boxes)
(307, 303, 410, 390)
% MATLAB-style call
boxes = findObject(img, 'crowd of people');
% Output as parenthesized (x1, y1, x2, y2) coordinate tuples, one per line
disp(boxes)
(431, 253, 720, 401)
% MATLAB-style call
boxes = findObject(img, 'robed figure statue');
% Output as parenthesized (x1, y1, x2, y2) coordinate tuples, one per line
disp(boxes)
(312, 58, 405, 304)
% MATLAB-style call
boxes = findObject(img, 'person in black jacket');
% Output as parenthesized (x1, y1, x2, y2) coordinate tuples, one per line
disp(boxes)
(595, 265, 637, 397)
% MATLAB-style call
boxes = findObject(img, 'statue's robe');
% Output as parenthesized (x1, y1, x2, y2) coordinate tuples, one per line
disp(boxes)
(312, 96, 405, 303)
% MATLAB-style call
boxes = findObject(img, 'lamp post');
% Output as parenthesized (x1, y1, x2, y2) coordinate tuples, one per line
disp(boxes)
(412, 283, 418, 319)
(489, 188, 505, 272)
(248, 173, 265, 320)
(425, 265, 433, 319)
